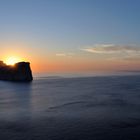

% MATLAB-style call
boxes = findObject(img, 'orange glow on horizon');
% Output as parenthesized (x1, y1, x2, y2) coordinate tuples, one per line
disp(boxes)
(1, 41, 140, 73)
(31, 59, 140, 73)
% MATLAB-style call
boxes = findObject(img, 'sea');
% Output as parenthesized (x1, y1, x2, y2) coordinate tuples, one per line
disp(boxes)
(0, 74, 140, 140)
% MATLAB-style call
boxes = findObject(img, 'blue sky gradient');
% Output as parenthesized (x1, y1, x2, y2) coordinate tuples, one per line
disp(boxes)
(0, 0, 140, 44)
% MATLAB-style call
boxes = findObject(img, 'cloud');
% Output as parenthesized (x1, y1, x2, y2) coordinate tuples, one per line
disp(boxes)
(56, 53, 66, 56)
(81, 44, 140, 54)
(56, 53, 74, 57)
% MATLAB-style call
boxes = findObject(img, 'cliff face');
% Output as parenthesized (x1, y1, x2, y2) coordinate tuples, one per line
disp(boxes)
(0, 61, 33, 82)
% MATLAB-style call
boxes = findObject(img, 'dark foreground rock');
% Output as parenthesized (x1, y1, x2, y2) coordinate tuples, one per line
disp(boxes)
(0, 61, 33, 82)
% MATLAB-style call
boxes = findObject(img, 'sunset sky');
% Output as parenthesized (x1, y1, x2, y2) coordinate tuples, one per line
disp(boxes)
(0, 0, 140, 74)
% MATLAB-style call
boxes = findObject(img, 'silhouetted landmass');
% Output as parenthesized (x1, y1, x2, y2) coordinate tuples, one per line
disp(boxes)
(0, 61, 33, 82)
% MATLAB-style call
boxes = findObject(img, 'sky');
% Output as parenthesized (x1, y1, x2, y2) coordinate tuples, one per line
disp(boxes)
(0, 0, 140, 74)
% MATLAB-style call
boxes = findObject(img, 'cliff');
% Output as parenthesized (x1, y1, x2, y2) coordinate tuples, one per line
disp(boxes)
(0, 61, 33, 82)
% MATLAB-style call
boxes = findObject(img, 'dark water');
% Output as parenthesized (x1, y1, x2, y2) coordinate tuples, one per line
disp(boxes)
(0, 75, 140, 140)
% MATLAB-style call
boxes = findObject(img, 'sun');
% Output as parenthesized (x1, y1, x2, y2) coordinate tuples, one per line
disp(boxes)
(5, 56, 22, 66)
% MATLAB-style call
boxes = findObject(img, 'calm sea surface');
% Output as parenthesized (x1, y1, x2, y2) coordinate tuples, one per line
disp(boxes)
(0, 75, 140, 140)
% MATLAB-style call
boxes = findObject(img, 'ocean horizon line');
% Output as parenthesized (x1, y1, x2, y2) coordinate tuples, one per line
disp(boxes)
(33, 72, 140, 79)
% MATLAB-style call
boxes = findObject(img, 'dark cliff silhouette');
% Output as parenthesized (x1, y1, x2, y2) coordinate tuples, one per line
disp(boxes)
(0, 61, 33, 82)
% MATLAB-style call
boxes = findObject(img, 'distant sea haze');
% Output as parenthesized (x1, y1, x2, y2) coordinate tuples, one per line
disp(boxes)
(33, 71, 140, 79)
(0, 75, 140, 140)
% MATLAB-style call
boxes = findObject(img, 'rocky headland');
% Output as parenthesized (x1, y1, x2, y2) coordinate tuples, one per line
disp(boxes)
(0, 61, 33, 82)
